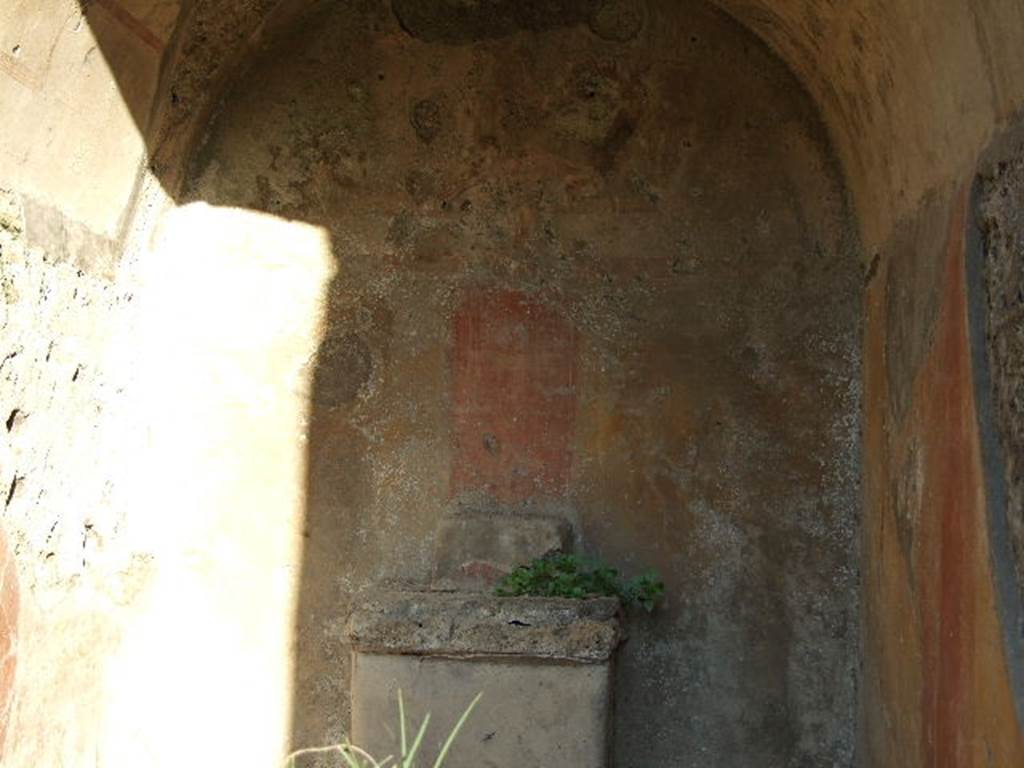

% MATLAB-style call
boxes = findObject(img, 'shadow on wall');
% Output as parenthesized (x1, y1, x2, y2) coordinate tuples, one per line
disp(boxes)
(73, 0, 172, 137)
(81, 1, 863, 766)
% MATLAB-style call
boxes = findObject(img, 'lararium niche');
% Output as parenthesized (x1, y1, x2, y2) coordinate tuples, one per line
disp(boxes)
(348, 291, 623, 767)
(184, 0, 862, 765)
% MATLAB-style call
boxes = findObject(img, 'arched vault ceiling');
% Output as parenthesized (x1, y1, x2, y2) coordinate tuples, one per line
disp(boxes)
(151, 0, 1024, 246)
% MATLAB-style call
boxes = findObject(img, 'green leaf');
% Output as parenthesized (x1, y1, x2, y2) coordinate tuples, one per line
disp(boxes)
(493, 553, 665, 611)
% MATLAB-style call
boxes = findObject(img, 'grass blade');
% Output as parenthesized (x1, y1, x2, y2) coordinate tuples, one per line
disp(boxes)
(338, 746, 365, 768)
(402, 713, 431, 768)
(430, 692, 482, 768)
(398, 689, 407, 758)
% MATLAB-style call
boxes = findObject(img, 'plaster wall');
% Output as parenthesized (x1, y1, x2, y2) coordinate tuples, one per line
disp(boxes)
(705, 2, 1024, 764)
(861, 186, 1024, 767)
(182, 3, 861, 766)
(713, 0, 1024, 248)
(0, 1, 179, 763)
(1, 0, 1024, 767)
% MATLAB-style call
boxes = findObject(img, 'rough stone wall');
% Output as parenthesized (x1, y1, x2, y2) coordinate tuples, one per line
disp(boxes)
(0, 1, 177, 763)
(5, 177, 332, 767)
(978, 149, 1024, 600)
(184, 2, 862, 765)
(0, 187, 148, 764)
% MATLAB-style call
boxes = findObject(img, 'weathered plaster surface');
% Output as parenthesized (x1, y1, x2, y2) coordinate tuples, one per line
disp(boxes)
(0, 0, 173, 238)
(0, 186, 147, 765)
(184, 3, 862, 765)
(714, 0, 1024, 249)
(2, 0, 1024, 765)
(862, 186, 1024, 767)
(133, 0, 1024, 254)
(0, 2, 178, 761)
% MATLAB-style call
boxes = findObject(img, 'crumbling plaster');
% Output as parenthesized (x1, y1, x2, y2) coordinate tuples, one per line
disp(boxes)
(1, 0, 1023, 767)
(180, 2, 861, 765)
(146, 0, 1024, 251)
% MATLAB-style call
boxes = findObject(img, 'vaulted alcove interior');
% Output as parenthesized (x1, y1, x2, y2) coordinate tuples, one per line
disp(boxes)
(3, 0, 1024, 766)
(174, 2, 861, 764)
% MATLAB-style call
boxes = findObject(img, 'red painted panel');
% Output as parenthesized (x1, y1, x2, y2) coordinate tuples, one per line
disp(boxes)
(918, 189, 977, 768)
(451, 291, 577, 503)
(94, 0, 166, 51)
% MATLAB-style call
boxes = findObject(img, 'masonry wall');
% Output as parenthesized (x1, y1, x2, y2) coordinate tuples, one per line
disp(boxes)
(0, 1, 176, 763)
(2, 0, 1024, 767)
(183, 3, 862, 765)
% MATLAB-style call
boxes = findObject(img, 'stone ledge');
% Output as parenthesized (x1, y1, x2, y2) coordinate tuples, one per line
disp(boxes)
(348, 589, 622, 663)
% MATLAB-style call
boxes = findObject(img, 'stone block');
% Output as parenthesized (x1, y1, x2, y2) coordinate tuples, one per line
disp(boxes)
(349, 590, 621, 662)
(351, 654, 612, 768)
(348, 590, 621, 768)
(431, 511, 573, 592)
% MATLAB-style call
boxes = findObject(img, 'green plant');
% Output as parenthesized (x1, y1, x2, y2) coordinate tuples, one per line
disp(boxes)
(494, 553, 665, 612)
(284, 690, 481, 768)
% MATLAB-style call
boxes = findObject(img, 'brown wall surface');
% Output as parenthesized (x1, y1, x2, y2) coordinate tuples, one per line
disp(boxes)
(184, 3, 862, 765)
(2, 0, 1024, 766)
